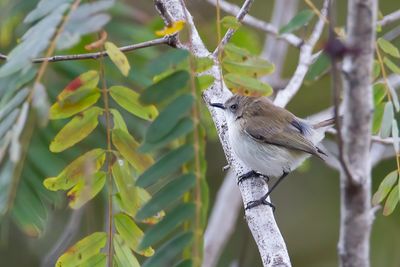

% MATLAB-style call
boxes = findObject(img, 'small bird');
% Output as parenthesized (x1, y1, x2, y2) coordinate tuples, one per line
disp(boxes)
(210, 94, 334, 210)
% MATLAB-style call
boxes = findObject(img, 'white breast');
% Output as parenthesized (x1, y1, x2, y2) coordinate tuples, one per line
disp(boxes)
(227, 121, 318, 178)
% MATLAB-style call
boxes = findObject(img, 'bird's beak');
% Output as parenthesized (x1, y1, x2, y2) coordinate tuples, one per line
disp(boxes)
(210, 103, 226, 110)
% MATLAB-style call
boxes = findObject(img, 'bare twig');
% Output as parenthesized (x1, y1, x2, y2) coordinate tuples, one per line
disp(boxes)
(378, 10, 400, 27)
(0, 37, 174, 63)
(206, 0, 302, 47)
(338, 0, 377, 266)
(274, 0, 329, 108)
(155, 0, 291, 266)
(213, 0, 255, 57)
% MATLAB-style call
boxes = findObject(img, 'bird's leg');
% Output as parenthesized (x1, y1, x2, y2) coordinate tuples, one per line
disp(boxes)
(245, 171, 289, 211)
(237, 170, 270, 185)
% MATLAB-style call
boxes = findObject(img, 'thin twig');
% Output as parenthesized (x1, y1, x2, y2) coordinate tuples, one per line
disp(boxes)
(0, 37, 174, 63)
(205, 0, 302, 47)
(212, 0, 255, 57)
(378, 10, 400, 27)
(274, 0, 329, 107)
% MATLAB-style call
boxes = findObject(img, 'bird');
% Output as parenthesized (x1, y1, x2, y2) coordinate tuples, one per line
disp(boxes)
(210, 94, 334, 210)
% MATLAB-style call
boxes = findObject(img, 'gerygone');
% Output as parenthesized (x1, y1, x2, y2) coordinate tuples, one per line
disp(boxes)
(210, 94, 334, 210)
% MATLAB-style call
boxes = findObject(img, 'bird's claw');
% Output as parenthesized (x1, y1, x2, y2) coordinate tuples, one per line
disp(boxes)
(237, 170, 269, 185)
(245, 198, 276, 212)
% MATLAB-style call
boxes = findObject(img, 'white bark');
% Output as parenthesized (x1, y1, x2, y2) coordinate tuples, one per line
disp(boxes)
(338, 0, 377, 266)
(154, 0, 291, 265)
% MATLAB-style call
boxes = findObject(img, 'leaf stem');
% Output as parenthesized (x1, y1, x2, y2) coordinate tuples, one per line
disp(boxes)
(99, 40, 114, 267)
(375, 44, 393, 102)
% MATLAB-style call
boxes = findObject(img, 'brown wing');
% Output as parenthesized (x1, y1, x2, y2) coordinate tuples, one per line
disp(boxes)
(241, 100, 323, 159)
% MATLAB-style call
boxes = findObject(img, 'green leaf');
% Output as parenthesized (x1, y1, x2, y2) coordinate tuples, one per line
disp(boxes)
(224, 73, 272, 95)
(112, 129, 154, 173)
(67, 171, 106, 209)
(372, 170, 398, 205)
(279, 9, 314, 34)
(114, 213, 154, 257)
(139, 203, 195, 250)
(142, 232, 193, 267)
(196, 75, 214, 91)
(136, 173, 195, 221)
(112, 159, 139, 216)
(223, 57, 275, 77)
(372, 102, 385, 134)
(56, 232, 107, 267)
(110, 86, 158, 121)
(114, 235, 140, 267)
(136, 145, 194, 188)
(146, 49, 189, 76)
(145, 94, 194, 143)
(392, 119, 399, 154)
(223, 43, 251, 61)
(373, 83, 386, 105)
(377, 38, 400, 58)
(305, 53, 330, 80)
(110, 109, 129, 132)
(50, 106, 103, 152)
(50, 88, 101, 120)
(43, 148, 106, 191)
(380, 101, 394, 138)
(383, 57, 400, 74)
(140, 70, 190, 105)
(372, 60, 381, 80)
(383, 186, 399, 216)
(79, 254, 107, 267)
(220, 16, 241, 30)
(105, 41, 131, 76)
(195, 57, 214, 73)
(140, 118, 194, 153)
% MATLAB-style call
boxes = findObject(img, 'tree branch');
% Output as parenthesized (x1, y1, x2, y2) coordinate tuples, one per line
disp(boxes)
(274, 0, 329, 108)
(203, 2, 299, 265)
(338, 0, 377, 266)
(213, 0, 255, 57)
(206, 0, 302, 48)
(0, 37, 174, 63)
(154, 0, 291, 266)
(377, 10, 400, 27)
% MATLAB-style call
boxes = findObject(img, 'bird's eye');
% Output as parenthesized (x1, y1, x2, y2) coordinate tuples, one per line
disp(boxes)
(230, 104, 238, 111)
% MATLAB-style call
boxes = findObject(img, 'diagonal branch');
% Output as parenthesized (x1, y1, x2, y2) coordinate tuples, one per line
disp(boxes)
(378, 10, 400, 27)
(274, 0, 329, 107)
(206, 0, 302, 47)
(154, 0, 291, 266)
(0, 37, 175, 63)
(212, 0, 255, 57)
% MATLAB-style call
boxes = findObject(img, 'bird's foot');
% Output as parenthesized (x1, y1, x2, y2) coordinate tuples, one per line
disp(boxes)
(237, 170, 269, 185)
(245, 197, 276, 212)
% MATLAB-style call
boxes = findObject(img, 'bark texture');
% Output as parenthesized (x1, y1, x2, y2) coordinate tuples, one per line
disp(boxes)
(339, 0, 377, 266)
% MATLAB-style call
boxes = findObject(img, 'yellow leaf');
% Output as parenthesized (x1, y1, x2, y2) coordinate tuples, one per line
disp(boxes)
(50, 107, 103, 152)
(155, 20, 185, 37)
(67, 171, 106, 209)
(43, 149, 106, 191)
(114, 213, 154, 257)
(56, 232, 107, 267)
(105, 41, 130, 76)
(58, 70, 99, 101)
(112, 129, 154, 173)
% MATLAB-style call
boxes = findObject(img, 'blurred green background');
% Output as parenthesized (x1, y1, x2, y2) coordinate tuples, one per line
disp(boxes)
(0, 0, 399, 266)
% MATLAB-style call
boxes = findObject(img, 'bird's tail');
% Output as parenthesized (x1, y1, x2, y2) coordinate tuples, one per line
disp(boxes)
(312, 117, 336, 129)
